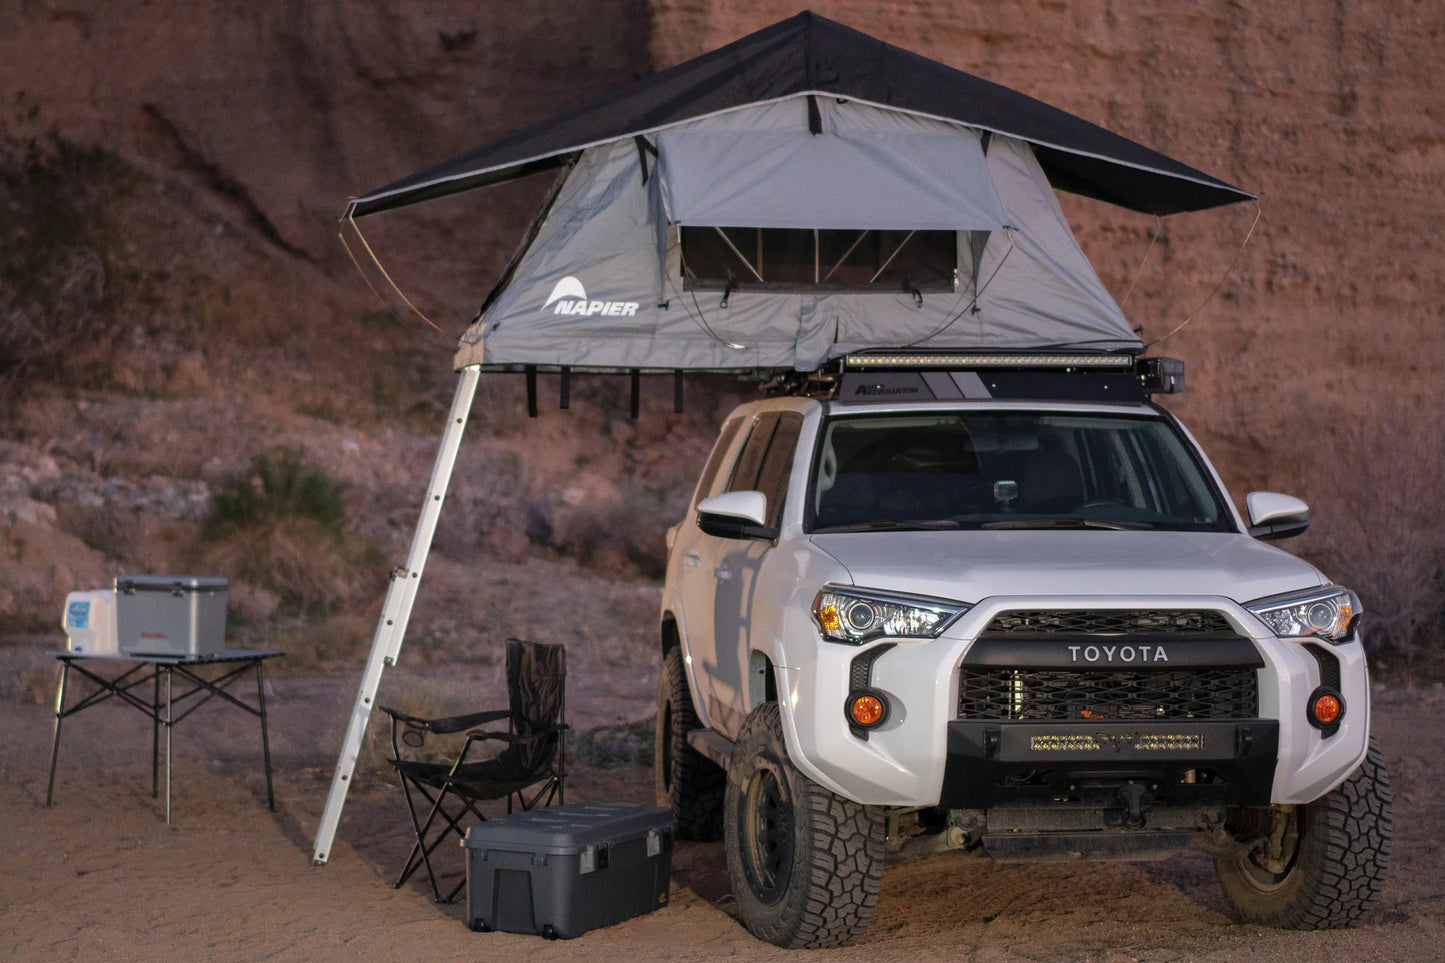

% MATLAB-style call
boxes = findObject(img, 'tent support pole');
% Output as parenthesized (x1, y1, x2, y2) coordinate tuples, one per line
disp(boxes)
(311, 365, 480, 866)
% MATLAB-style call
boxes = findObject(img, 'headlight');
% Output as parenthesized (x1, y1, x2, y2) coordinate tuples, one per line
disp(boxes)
(813, 585, 970, 644)
(1246, 586, 1361, 644)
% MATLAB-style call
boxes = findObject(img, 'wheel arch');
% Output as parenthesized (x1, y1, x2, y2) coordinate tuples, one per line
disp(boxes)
(661, 612, 680, 657)
(748, 649, 779, 708)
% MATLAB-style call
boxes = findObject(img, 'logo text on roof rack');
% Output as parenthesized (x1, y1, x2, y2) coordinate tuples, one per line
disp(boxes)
(853, 383, 921, 397)
(542, 276, 640, 317)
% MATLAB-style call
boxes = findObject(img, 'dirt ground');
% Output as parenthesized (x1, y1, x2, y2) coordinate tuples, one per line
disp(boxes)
(2, 632, 1441, 963)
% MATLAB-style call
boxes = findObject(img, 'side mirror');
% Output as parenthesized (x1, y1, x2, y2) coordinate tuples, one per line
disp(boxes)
(697, 490, 779, 541)
(1246, 491, 1310, 541)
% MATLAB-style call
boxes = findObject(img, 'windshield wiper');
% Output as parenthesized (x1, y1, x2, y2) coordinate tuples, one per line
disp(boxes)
(814, 518, 961, 533)
(980, 517, 1152, 531)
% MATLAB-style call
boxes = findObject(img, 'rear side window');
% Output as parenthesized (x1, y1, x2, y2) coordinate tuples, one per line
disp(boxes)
(691, 416, 744, 507)
(727, 411, 804, 529)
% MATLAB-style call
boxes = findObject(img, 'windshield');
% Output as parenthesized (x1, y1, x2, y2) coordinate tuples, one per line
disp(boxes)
(809, 411, 1234, 533)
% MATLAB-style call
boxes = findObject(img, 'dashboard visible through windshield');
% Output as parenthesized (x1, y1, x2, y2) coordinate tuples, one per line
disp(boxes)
(808, 411, 1234, 533)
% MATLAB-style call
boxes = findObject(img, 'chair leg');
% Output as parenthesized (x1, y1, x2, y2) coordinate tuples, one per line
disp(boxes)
(518, 774, 564, 812)
(395, 772, 488, 903)
(394, 774, 441, 898)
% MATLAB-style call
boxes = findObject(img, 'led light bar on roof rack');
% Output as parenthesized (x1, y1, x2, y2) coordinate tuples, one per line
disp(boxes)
(843, 351, 1136, 370)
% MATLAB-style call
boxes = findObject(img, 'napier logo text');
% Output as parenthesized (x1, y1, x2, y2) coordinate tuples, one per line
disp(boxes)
(1067, 643, 1169, 664)
(542, 276, 640, 317)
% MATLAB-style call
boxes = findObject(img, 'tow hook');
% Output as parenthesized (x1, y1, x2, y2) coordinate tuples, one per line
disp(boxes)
(1119, 782, 1148, 828)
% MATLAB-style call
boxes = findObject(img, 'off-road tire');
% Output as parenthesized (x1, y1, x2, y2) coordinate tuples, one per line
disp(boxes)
(655, 646, 726, 840)
(1214, 737, 1392, 928)
(724, 702, 886, 949)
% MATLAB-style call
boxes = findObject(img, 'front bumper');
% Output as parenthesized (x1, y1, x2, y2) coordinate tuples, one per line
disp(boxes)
(774, 595, 1370, 808)
(939, 719, 1279, 808)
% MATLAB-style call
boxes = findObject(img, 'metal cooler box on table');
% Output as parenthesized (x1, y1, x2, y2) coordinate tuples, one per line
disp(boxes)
(464, 803, 675, 939)
(116, 575, 228, 657)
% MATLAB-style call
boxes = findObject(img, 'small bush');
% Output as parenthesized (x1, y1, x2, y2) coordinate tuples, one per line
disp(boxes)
(200, 449, 374, 616)
(574, 718, 656, 768)
(207, 448, 347, 536)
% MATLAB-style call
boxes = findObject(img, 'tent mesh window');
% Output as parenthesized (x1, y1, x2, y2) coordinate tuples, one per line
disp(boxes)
(681, 226, 958, 292)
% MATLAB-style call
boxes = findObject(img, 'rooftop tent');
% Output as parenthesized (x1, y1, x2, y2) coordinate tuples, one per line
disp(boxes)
(346, 12, 1253, 372)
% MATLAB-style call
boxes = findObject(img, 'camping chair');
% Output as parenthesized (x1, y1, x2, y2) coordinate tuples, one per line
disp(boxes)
(379, 638, 567, 903)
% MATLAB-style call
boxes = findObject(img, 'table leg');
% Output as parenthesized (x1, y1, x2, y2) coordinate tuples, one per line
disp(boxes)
(46, 660, 72, 806)
(164, 668, 173, 825)
(255, 660, 275, 810)
(152, 670, 161, 798)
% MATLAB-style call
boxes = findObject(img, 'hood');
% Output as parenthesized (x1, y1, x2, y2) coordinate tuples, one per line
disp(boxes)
(808, 530, 1326, 604)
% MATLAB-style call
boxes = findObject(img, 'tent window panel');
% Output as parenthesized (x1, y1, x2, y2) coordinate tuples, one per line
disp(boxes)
(681, 226, 957, 293)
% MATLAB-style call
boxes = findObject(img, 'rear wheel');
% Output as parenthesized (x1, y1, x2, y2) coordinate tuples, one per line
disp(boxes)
(655, 645, 725, 840)
(1214, 737, 1392, 928)
(724, 702, 885, 949)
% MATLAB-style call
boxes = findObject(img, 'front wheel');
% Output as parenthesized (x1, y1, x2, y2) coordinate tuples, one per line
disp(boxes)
(724, 702, 885, 949)
(1214, 737, 1392, 928)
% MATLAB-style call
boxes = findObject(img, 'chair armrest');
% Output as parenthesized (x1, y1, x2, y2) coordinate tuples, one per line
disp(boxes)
(464, 722, 570, 746)
(428, 708, 512, 734)
(377, 705, 511, 733)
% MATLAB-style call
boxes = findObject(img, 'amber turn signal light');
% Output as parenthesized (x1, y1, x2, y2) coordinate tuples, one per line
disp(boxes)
(1307, 686, 1345, 730)
(1313, 693, 1341, 724)
(846, 690, 889, 729)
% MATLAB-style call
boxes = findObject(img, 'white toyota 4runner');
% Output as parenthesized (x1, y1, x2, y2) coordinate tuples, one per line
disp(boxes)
(654, 352, 1391, 948)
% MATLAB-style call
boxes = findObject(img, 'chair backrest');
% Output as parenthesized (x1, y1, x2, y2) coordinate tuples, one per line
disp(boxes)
(505, 638, 566, 775)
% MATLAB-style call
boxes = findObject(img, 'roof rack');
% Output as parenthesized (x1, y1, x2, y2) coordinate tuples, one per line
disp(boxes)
(767, 350, 1184, 402)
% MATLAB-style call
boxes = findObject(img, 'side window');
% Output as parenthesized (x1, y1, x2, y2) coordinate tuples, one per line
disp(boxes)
(692, 416, 744, 507)
(727, 411, 803, 529)
(726, 412, 779, 494)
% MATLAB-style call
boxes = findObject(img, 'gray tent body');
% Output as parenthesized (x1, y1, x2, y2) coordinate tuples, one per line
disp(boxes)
(453, 97, 1141, 371)
(341, 12, 1254, 372)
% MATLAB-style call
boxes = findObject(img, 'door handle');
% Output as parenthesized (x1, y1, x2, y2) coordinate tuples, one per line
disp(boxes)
(684, 552, 701, 566)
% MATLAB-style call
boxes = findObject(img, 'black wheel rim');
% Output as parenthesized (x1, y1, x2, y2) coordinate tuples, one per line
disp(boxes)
(740, 759, 793, 903)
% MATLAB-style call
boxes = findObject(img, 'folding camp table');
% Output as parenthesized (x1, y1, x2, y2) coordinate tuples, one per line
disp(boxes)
(46, 649, 281, 823)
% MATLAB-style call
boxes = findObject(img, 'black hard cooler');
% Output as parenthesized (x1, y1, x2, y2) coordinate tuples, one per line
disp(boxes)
(464, 802, 675, 939)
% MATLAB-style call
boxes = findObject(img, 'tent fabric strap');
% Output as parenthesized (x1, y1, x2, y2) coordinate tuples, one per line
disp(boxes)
(634, 135, 657, 184)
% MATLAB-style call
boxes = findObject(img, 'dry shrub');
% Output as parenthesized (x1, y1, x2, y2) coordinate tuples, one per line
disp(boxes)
(534, 489, 677, 580)
(199, 517, 369, 613)
(6, 651, 62, 705)
(198, 449, 380, 618)
(574, 717, 655, 768)
(0, 136, 139, 398)
(1289, 402, 1445, 675)
(254, 612, 376, 673)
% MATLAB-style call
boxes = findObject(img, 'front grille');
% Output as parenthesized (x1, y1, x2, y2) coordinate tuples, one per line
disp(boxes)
(957, 667, 1258, 721)
(982, 609, 1235, 638)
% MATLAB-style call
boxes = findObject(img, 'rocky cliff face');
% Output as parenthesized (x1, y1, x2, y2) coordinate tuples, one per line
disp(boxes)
(0, 2, 1439, 659)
